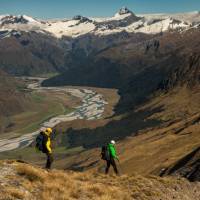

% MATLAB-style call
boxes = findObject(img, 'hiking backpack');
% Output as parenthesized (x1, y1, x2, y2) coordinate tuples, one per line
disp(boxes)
(101, 145, 110, 160)
(35, 132, 44, 152)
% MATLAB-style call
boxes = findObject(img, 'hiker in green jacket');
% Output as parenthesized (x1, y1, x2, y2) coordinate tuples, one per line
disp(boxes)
(105, 140, 119, 175)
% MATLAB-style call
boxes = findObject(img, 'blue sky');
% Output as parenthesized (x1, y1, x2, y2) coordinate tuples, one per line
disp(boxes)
(0, 0, 200, 19)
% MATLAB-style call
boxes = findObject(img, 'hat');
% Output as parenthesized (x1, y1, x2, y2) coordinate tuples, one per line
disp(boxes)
(45, 127, 53, 135)
(111, 140, 116, 145)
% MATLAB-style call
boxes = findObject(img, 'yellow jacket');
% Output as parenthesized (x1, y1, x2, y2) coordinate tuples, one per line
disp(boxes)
(43, 131, 52, 153)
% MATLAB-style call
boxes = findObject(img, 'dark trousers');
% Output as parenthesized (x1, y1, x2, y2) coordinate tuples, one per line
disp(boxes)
(105, 157, 119, 175)
(46, 153, 53, 169)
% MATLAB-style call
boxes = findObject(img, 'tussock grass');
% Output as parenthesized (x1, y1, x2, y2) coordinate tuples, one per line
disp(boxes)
(1, 187, 26, 200)
(16, 164, 46, 182)
(0, 161, 200, 200)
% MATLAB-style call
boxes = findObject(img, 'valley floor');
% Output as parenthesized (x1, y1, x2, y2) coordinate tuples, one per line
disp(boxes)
(0, 78, 113, 152)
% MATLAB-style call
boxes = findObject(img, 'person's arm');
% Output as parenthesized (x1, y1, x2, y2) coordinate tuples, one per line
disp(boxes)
(43, 135, 52, 153)
(46, 138, 52, 154)
(109, 145, 118, 159)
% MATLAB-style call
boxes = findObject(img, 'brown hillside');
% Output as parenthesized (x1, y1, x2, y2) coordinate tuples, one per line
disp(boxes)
(0, 71, 31, 132)
(1, 160, 200, 200)
(0, 32, 66, 76)
(49, 86, 200, 182)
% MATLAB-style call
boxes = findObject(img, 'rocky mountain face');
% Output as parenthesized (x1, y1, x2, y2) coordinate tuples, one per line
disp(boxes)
(163, 146, 200, 182)
(0, 31, 67, 75)
(0, 15, 29, 26)
(159, 53, 200, 90)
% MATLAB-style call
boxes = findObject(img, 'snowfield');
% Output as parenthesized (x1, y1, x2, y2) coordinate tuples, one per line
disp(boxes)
(0, 8, 200, 38)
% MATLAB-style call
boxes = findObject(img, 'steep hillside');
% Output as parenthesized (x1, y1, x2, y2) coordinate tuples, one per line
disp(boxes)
(160, 53, 200, 89)
(3, 84, 199, 182)
(0, 32, 66, 76)
(43, 27, 200, 113)
(1, 160, 200, 200)
(0, 70, 26, 113)
(164, 146, 200, 182)
(49, 86, 200, 176)
(0, 71, 31, 132)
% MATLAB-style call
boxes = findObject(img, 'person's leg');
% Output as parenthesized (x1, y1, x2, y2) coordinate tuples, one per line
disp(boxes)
(111, 158, 119, 175)
(105, 160, 111, 174)
(46, 153, 53, 169)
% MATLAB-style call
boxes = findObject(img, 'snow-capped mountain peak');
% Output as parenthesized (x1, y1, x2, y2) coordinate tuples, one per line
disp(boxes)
(0, 14, 39, 26)
(114, 7, 134, 18)
(0, 9, 200, 39)
(22, 15, 39, 23)
(117, 7, 133, 15)
(72, 15, 93, 23)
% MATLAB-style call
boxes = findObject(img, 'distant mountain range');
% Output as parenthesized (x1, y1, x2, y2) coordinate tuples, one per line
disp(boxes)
(0, 8, 200, 38)
(0, 7, 200, 76)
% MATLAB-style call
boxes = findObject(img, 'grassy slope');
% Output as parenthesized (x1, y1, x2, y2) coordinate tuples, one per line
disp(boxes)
(42, 86, 200, 176)
(2, 85, 200, 179)
(1, 79, 199, 183)
(0, 86, 200, 199)
(3, 84, 200, 179)
(0, 160, 200, 200)
(0, 83, 80, 138)
(12, 91, 74, 135)
(0, 71, 31, 133)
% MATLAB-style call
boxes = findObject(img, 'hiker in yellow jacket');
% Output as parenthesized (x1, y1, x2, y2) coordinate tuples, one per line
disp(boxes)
(42, 128, 53, 169)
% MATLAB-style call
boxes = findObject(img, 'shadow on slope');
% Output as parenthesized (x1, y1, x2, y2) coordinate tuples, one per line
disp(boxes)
(60, 106, 162, 149)
(164, 146, 200, 182)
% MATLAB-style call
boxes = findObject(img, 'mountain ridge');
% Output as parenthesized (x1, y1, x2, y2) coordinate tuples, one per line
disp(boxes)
(0, 8, 200, 76)
(0, 8, 200, 39)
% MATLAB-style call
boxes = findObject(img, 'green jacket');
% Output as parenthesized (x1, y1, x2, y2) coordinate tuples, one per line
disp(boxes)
(108, 143, 118, 159)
